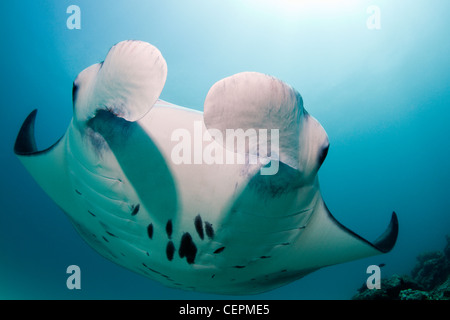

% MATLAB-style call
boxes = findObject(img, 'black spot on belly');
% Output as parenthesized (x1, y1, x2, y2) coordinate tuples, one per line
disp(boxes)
(179, 233, 197, 264)
(213, 247, 225, 254)
(147, 223, 153, 239)
(166, 241, 175, 261)
(166, 220, 173, 239)
(106, 231, 118, 238)
(131, 204, 140, 216)
(204, 221, 214, 239)
(194, 215, 204, 240)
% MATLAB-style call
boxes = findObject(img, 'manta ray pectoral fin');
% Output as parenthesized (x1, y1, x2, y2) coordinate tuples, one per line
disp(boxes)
(323, 202, 399, 256)
(372, 211, 399, 253)
(294, 199, 399, 270)
(14, 110, 75, 210)
(14, 109, 40, 155)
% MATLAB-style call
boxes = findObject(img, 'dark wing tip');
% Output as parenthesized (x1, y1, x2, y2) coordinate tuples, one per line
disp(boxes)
(373, 211, 399, 253)
(14, 109, 38, 155)
(14, 109, 63, 156)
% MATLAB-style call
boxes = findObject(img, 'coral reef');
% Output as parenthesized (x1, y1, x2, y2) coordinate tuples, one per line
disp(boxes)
(353, 235, 450, 300)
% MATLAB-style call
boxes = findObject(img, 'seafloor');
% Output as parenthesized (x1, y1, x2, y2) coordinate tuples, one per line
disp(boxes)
(353, 235, 450, 300)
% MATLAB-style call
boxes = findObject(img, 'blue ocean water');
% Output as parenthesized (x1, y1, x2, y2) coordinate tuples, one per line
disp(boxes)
(0, 0, 449, 299)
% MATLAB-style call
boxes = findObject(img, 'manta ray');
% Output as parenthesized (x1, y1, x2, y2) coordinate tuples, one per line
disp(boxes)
(14, 40, 398, 295)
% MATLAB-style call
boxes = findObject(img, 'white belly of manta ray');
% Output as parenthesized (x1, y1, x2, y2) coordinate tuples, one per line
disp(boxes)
(14, 40, 398, 295)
